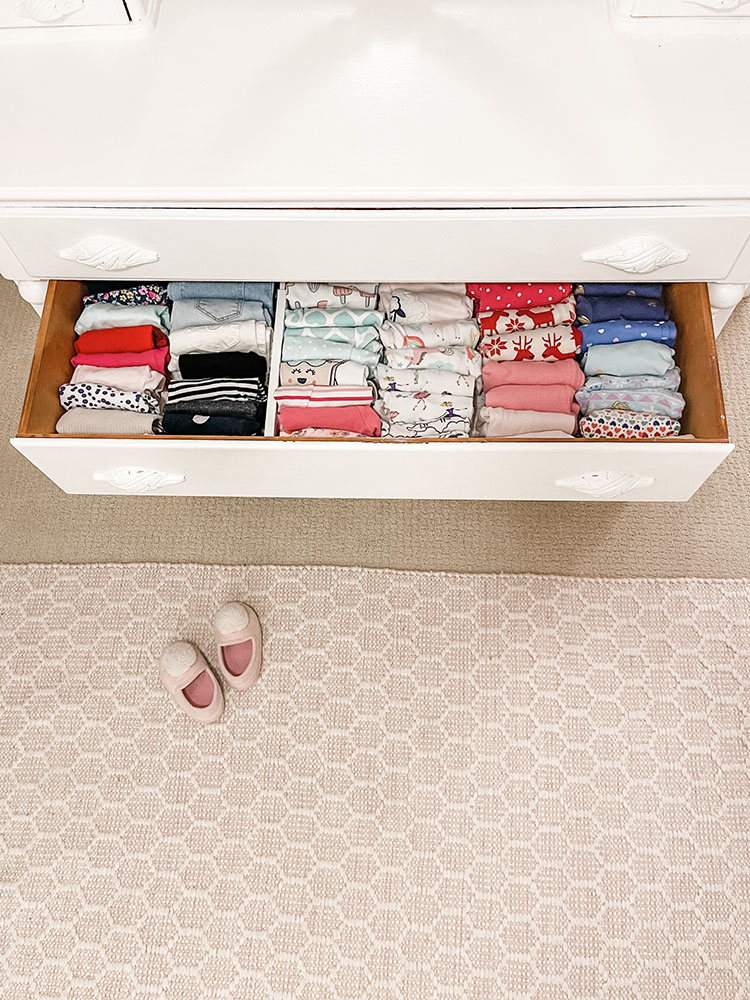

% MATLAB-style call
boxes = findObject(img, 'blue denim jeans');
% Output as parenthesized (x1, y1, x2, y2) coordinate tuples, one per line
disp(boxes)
(167, 282, 276, 313)
(171, 297, 270, 330)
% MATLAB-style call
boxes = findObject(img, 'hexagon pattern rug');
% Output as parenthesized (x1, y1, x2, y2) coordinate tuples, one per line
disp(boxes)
(0, 565, 748, 1000)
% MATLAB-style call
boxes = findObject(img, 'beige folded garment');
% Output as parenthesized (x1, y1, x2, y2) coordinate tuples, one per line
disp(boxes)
(71, 364, 165, 394)
(478, 406, 576, 437)
(379, 284, 473, 324)
(506, 430, 575, 439)
(56, 409, 157, 436)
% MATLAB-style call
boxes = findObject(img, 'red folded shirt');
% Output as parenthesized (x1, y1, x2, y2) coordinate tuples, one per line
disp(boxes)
(485, 383, 579, 415)
(482, 358, 584, 392)
(467, 283, 572, 312)
(75, 325, 167, 355)
(71, 346, 169, 374)
(278, 405, 381, 437)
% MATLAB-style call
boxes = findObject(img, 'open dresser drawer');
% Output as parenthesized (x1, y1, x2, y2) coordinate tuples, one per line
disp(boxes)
(11, 280, 733, 501)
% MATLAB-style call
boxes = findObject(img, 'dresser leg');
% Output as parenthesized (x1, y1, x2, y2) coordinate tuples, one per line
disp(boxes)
(14, 279, 49, 317)
(708, 282, 750, 337)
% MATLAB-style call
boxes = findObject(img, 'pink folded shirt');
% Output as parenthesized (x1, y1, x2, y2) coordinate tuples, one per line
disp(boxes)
(467, 283, 572, 311)
(274, 385, 374, 407)
(280, 428, 362, 438)
(278, 404, 381, 437)
(482, 358, 584, 392)
(70, 347, 169, 375)
(485, 383, 579, 414)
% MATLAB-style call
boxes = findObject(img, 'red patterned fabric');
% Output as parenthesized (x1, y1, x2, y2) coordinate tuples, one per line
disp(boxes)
(467, 283, 572, 311)
(479, 295, 577, 334)
(479, 325, 581, 362)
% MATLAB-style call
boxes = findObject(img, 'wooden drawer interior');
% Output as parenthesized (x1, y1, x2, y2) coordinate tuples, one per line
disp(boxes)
(17, 280, 729, 444)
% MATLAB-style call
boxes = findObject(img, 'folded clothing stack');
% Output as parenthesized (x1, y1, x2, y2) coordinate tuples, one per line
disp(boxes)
(275, 283, 383, 437)
(574, 283, 684, 439)
(57, 283, 169, 436)
(376, 284, 480, 438)
(477, 358, 583, 438)
(472, 284, 581, 438)
(473, 283, 580, 363)
(163, 282, 273, 436)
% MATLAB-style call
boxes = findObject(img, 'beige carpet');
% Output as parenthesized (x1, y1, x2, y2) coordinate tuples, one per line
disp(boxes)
(1, 279, 750, 574)
(0, 564, 748, 999)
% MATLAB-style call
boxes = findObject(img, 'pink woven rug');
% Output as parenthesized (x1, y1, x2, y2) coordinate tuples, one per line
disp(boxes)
(0, 565, 748, 999)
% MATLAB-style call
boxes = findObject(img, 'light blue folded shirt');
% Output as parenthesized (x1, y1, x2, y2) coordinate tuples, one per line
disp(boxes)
(285, 325, 379, 349)
(576, 387, 685, 419)
(582, 369, 681, 391)
(282, 336, 382, 370)
(583, 341, 675, 378)
(74, 302, 171, 335)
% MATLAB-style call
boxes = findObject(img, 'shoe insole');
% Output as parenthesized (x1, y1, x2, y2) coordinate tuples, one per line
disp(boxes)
(222, 639, 254, 677)
(183, 670, 214, 709)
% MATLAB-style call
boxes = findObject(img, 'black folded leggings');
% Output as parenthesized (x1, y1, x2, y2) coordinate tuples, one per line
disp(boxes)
(162, 412, 262, 436)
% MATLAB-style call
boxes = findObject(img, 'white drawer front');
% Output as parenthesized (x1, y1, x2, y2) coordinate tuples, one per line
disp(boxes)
(620, 0, 750, 16)
(11, 438, 733, 502)
(1, 207, 749, 282)
(0, 0, 127, 27)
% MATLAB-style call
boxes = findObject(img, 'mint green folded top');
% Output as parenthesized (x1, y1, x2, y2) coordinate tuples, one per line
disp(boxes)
(285, 307, 384, 329)
(282, 336, 382, 370)
(74, 302, 171, 336)
(285, 325, 379, 349)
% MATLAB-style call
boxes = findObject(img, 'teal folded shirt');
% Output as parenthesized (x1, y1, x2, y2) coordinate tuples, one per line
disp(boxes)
(285, 307, 383, 329)
(282, 335, 382, 370)
(286, 325, 379, 349)
(75, 302, 171, 336)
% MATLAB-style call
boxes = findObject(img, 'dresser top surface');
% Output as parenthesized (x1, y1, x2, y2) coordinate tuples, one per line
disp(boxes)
(1, 0, 749, 206)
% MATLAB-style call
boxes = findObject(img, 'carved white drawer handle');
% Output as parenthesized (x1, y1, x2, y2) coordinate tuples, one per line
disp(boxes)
(555, 471, 654, 499)
(93, 468, 185, 493)
(684, 0, 749, 8)
(16, 0, 83, 20)
(59, 237, 159, 271)
(582, 236, 688, 274)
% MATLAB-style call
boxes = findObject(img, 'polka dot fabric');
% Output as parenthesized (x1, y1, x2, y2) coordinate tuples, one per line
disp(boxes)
(58, 381, 161, 414)
(467, 283, 572, 311)
(579, 408, 681, 439)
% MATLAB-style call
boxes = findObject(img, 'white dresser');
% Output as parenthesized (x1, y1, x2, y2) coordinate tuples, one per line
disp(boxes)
(0, 0, 155, 29)
(1, 0, 748, 501)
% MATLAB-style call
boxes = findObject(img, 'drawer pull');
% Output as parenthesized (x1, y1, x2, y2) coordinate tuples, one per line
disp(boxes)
(555, 471, 654, 499)
(58, 237, 159, 271)
(684, 0, 749, 8)
(582, 236, 688, 274)
(92, 467, 185, 493)
(16, 0, 83, 19)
